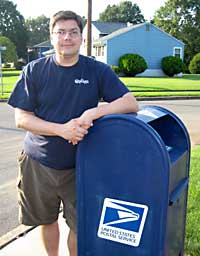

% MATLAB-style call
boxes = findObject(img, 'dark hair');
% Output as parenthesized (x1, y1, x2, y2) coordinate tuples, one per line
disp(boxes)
(50, 10, 83, 34)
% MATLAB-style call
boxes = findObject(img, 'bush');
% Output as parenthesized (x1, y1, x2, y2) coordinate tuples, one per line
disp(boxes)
(2, 63, 11, 68)
(118, 53, 147, 76)
(189, 53, 200, 74)
(162, 56, 185, 77)
(15, 58, 26, 70)
(110, 65, 120, 74)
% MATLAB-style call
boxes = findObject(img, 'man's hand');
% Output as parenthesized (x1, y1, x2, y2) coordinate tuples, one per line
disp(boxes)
(65, 108, 98, 145)
(59, 118, 89, 145)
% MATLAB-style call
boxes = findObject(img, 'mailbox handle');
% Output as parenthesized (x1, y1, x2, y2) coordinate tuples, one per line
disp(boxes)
(169, 178, 189, 206)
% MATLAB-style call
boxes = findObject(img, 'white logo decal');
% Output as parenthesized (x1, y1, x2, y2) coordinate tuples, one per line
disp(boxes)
(74, 78, 89, 85)
(97, 198, 148, 247)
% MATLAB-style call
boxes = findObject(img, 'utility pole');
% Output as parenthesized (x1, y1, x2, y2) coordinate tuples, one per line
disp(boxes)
(86, 0, 92, 56)
(0, 46, 6, 95)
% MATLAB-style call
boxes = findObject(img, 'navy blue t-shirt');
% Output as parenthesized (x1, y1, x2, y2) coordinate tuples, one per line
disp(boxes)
(8, 54, 129, 170)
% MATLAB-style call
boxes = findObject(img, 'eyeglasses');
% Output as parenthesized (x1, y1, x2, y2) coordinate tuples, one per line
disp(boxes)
(52, 29, 81, 39)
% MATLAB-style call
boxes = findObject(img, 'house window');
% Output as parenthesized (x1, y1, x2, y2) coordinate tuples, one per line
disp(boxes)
(94, 46, 104, 57)
(95, 46, 97, 56)
(97, 47, 101, 56)
(101, 46, 104, 56)
(173, 47, 182, 58)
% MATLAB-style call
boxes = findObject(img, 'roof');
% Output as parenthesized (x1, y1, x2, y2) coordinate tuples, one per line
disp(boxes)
(92, 21, 127, 34)
(32, 40, 52, 48)
(94, 23, 144, 43)
(94, 22, 184, 45)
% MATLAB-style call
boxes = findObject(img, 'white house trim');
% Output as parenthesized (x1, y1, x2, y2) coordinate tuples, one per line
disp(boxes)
(173, 47, 183, 59)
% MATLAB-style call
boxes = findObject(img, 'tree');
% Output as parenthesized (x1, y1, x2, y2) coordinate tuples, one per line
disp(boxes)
(99, 1, 145, 24)
(25, 15, 50, 46)
(0, 0, 29, 59)
(0, 36, 17, 64)
(153, 0, 200, 65)
(189, 53, 200, 74)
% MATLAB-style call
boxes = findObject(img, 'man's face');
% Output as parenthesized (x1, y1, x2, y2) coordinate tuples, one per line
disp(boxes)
(51, 19, 82, 58)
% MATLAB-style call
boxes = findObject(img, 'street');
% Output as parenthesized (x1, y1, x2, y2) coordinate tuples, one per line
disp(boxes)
(0, 99, 199, 238)
(0, 103, 25, 237)
(140, 99, 200, 147)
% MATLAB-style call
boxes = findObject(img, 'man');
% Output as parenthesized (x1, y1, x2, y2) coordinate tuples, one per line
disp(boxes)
(8, 10, 138, 256)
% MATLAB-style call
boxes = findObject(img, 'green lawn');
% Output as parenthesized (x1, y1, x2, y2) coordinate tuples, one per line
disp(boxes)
(0, 70, 21, 98)
(121, 74, 200, 97)
(0, 70, 200, 99)
(185, 146, 200, 255)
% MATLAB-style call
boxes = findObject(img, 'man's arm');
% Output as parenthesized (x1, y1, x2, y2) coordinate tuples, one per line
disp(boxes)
(15, 108, 88, 142)
(78, 92, 139, 126)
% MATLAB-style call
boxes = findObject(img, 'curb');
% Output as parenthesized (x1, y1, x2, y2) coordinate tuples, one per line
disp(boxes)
(1, 96, 200, 103)
(0, 209, 63, 249)
(136, 96, 200, 101)
(0, 225, 35, 250)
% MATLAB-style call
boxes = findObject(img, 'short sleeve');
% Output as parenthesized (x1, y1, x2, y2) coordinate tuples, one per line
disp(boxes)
(7, 64, 37, 112)
(98, 64, 129, 102)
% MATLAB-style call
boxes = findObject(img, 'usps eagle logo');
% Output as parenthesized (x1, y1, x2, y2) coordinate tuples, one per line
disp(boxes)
(97, 198, 148, 247)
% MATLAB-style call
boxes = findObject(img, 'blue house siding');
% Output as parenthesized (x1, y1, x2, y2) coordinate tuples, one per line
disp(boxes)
(94, 23, 184, 76)
(106, 24, 184, 69)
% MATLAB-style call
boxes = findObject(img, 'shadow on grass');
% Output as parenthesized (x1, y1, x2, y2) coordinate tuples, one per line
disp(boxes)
(2, 72, 21, 77)
(183, 74, 200, 80)
(127, 85, 200, 92)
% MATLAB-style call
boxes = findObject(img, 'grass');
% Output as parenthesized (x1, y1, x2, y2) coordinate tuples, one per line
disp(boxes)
(0, 70, 21, 97)
(185, 146, 200, 255)
(120, 74, 200, 97)
(0, 70, 200, 99)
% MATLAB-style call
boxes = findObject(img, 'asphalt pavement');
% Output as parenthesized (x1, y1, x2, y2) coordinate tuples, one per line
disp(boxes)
(140, 99, 200, 147)
(0, 103, 25, 237)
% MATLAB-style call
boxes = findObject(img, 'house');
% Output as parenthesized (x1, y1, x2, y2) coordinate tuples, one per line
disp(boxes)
(27, 40, 53, 62)
(27, 21, 184, 77)
(80, 21, 127, 56)
(91, 22, 184, 77)
(27, 22, 126, 61)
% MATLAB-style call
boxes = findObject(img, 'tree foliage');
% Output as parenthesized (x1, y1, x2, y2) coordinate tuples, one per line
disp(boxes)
(0, 36, 17, 63)
(25, 15, 50, 46)
(189, 53, 200, 74)
(153, 0, 200, 65)
(0, 0, 28, 58)
(99, 1, 145, 24)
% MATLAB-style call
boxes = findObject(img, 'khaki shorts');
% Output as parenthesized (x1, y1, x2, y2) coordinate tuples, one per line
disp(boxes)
(17, 150, 76, 232)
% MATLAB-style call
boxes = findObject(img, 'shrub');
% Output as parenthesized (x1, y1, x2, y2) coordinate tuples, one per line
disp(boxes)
(118, 53, 147, 76)
(2, 63, 11, 68)
(162, 56, 185, 77)
(189, 53, 200, 74)
(110, 65, 120, 74)
(15, 58, 26, 70)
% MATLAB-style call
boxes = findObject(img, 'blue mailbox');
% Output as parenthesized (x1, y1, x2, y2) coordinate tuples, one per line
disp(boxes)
(76, 105, 190, 256)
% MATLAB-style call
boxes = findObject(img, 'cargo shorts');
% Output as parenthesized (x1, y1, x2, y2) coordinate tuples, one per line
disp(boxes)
(17, 150, 77, 232)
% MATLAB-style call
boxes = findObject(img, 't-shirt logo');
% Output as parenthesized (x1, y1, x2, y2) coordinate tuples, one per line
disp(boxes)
(74, 78, 89, 85)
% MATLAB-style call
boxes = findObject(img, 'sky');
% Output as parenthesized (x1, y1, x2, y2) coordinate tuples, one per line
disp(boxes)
(11, 0, 167, 21)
